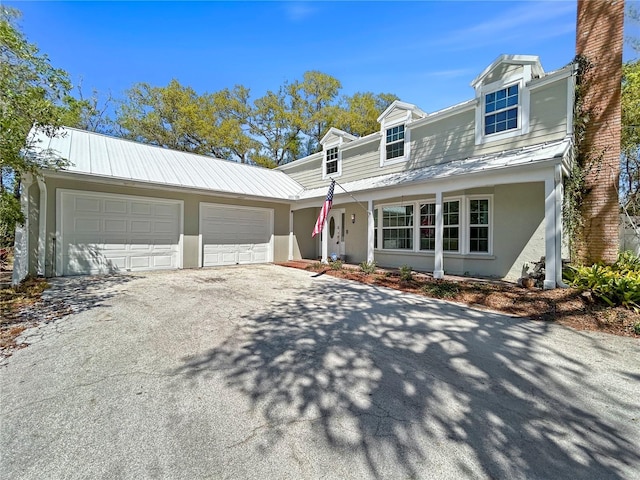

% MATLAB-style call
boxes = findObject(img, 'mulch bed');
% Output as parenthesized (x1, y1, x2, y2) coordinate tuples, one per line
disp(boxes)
(278, 261, 640, 338)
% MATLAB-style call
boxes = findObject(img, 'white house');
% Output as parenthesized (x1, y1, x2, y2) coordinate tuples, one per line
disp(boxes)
(14, 55, 575, 289)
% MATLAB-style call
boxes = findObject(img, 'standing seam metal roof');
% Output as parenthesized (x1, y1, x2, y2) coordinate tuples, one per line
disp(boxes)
(30, 127, 304, 200)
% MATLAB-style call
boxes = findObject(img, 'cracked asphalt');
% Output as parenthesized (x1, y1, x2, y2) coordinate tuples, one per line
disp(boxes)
(1, 265, 639, 479)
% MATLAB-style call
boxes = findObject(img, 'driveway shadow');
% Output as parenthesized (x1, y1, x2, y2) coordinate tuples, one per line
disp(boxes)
(175, 279, 639, 479)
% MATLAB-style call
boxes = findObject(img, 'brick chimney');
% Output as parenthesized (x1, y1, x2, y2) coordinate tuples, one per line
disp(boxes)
(575, 0, 624, 264)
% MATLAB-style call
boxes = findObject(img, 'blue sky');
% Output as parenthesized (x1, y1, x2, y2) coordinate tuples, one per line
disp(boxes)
(7, 1, 640, 114)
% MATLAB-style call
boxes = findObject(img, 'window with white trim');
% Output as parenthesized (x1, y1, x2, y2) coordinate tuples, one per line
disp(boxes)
(325, 146, 339, 175)
(443, 200, 460, 252)
(382, 205, 413, 250)
(469, 198, 490, 253)
(375, 196, 492, 255)
(419, 203, 435, 251)
(484, 84, 518, 135)
(385, 124, 405, 160)
(374, 208, 378, 249)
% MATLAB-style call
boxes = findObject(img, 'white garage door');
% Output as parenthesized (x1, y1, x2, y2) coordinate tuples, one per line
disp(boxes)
(58, 190, 182, 275)
(200, 203, 273, 267)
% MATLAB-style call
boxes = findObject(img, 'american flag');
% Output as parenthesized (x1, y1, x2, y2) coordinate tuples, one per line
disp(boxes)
(312, 180, 335, 237)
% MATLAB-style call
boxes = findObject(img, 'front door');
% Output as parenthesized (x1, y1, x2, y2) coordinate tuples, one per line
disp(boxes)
(327, 209, 345, 259)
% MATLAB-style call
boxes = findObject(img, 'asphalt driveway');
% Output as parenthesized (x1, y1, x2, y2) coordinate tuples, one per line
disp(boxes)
(1, 265, 639, 479)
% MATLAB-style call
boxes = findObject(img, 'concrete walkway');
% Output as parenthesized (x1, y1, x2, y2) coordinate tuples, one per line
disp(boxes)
(1, 265, 638, 479)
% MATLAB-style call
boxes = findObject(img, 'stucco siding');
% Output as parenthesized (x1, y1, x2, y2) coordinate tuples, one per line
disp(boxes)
(370, 183, 546, 281)
(42, 176, 292, 276)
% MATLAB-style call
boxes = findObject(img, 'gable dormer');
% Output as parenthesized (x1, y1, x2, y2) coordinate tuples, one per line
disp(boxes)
(320, 127, 356, 179)
(377, 101, 427, 167)
(471, 55, 544, 145)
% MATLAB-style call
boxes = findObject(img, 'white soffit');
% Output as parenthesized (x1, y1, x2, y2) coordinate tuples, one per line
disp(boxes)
(298, 138, 572, 200)
(29, 127, 304, 200)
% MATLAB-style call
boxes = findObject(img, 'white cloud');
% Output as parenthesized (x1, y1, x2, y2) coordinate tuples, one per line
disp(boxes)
(284, 2, 318, 22)
(432, 1, 576, 50)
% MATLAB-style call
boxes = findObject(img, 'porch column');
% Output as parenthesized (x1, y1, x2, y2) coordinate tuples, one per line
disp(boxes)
(544, 167, 561, 289)
(367, 200, 374, 263)
(434, 191, 444, 279)
(321, 218, 328, 263)
(288, 210, 294, 261)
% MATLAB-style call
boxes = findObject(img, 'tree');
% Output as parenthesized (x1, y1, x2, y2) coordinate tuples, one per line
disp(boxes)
(621, 60, 640, 214)
(116, 79, 258, 163)
(290, 71, 342, 154)
(336, 92, 399, 137)
(0, 7, 72, 245)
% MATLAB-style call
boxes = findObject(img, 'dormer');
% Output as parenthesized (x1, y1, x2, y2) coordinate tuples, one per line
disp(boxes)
(471, 55, 544, 145)
(377, 101, 427, 167)
(320, 127, 357, 179)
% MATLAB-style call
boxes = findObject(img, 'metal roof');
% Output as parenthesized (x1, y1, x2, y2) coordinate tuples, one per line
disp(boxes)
(29, 127, 304, 200)
(297, 138, 572, 200)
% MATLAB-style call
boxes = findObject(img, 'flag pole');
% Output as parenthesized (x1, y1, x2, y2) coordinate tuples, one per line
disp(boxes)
(329, 177, 370, 214)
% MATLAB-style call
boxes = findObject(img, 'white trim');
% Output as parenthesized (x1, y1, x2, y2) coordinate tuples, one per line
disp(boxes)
(367, 200, 374, 263)
(466, 194, 494, 256)
(566, 74, 575, 136)
(433, 192, 444, 279)
(56, 189, 184, 276)
(198, 202, 274, 266)
(322, 142, 342, 180)
(288, 209, 294, 261)
(470, 54, 542, 87)
(44, 171, 298, 205)
(380, 119, 410, 167)
(528, 65, 574, 90)
(37, 177, 47, 276)
(475, 76, 530, 145)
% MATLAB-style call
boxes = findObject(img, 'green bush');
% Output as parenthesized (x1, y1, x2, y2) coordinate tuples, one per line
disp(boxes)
(567, 252, 640, 310)
(359, 261, 377, 274)
(422, 281, 460, 299)
(329, 260, 343, 270)
(399, 264, 413, 282)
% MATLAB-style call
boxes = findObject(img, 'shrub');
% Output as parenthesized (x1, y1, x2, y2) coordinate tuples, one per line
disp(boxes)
(306, 262, 324, 271)
(634, 322, 640, 335)
(567, 252, 640, 310)
(422, 280, 460, 299)
(359, 261, 377, 274)
(399, 264, 413, 282)
(329, 260, 343, 270)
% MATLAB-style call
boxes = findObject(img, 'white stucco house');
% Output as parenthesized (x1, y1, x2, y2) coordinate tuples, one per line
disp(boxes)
(14, 55, 575, 289)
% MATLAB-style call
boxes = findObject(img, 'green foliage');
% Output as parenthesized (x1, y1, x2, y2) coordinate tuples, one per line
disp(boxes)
(0, 7, 73, 245)
(116, 80, 259, 163)
(0, 191, 23, 247)
(335, 92, 399, 138)
(422, 280, 460, 299)
(399, 265, 413, 282)
(359, 261, 377, 274)
(305, 262, 324, 271)
(566, 252, 640, 310)
(329, 259, 343, 270)
(633, 322, 640, 335)
(621, 60, 640, 214)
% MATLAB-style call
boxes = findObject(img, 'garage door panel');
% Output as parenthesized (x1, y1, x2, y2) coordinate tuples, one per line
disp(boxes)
(60, 191, 181, 275)
(200, 203, 273, 267)
(75, 197, 100, 212)
(104, 200, 127, 214)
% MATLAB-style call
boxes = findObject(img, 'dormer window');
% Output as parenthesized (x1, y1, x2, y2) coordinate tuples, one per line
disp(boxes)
(326, 147, 339, 175)
(484, 84, 518, 135)
(323, 145, 341, 179)
(386, 125, 405, 160)
(471, 55, 541, 145)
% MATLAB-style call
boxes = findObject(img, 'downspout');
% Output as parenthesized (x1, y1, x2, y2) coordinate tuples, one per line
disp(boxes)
(37, 177, 47, 277)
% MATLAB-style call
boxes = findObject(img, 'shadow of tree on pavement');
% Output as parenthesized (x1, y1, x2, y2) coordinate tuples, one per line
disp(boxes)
(175, 279, 639, 479)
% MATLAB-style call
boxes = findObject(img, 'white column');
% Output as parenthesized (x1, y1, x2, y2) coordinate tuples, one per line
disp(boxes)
(554, 165, 565, 286)
(367, 200, 375, 263)
(288, 210, 294, 261)
(434, 191, 444, 279)
(321, 218, 328, 263)
(544, 168, 558, 290)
